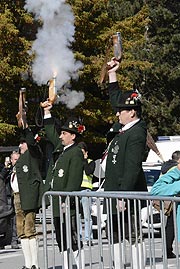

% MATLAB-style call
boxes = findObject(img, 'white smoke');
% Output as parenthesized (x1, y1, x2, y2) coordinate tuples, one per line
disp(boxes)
(58, 87, 85, 109)
(24, 0, 84, 108)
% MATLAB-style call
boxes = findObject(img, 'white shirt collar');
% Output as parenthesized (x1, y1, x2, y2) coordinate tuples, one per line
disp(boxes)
(122, 119, 140, 131)
(64, 143, 75, 151)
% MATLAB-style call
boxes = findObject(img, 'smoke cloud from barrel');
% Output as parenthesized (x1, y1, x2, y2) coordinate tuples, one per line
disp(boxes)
(25, 0, 84, 108)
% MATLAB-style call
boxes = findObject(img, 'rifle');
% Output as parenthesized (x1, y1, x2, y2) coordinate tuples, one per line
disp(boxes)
(16, 88, 28, 129)
(35, 76, 57, 128)
(100, 32, 123, 84)
(146, 130, 165, 162)
(40, 76, 57, 108)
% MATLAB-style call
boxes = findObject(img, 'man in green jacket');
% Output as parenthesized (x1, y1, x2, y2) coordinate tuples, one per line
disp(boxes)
(13, 126, 43, 269)
(43, 102, 85, 269)
(104, 59, 147, 268)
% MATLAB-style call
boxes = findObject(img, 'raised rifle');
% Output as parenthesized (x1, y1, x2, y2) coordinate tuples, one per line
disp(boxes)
(35, 76, 57, 128)
(100, 32, 123, 84)
(40, 76, 57, 108)
(16, 88, 28, 129)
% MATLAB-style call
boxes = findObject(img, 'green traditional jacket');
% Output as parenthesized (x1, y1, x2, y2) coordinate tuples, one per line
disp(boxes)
(104, 82, 147, 213)
(16, 128, 44, 212)
(44, 117, 84, 217)
(105, 122, 147, 192)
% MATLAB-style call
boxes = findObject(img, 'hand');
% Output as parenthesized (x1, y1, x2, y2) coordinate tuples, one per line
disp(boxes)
(81, 149, 88, 159)
(4, 157, 10, 168)
(16, 111, 24, 126)
(116, 200, 126, 212)
(107, 58, 119, 83)
(42, 101, 53, 115)
(107, 58, 120, 73)
(16, 111, 28, 129)
(61, 202, 66, 213)
(84, 152, 88, 159)
(178, 163, 180, 170)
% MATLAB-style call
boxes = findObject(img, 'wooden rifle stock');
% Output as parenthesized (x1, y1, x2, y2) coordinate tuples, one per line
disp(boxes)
(146, 130, 165, 162)
(100, 44, 111, 84)
(100, 32, 123, 84)
(40, 77, 57, 108)
(35, 77, 57, 128)
(16, 88, 27, 129)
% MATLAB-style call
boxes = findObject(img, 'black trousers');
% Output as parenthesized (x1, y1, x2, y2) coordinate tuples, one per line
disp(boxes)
(165, 211, 174, 252)
(107, 212, 140, 245)
(54, 215, 83, 252)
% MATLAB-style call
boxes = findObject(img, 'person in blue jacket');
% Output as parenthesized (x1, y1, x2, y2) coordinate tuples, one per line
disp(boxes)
(160, 151, 180, 258)
(151, 162, 180, 246)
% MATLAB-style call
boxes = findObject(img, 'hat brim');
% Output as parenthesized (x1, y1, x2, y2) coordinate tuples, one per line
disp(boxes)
(19, 140, 27, 144)
(19, 137, 27, 143)
(116, 104, 141, 109)
(61, 126, 79, 135)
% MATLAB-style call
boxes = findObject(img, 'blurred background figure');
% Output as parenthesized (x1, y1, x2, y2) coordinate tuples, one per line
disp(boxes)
(0, 152, 20, 249)
(0, 172, 13, 249)
(79, 141, 95, 246)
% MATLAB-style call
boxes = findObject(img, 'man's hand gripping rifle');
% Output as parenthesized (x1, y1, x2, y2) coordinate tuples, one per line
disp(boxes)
(34, 76, 57, 128)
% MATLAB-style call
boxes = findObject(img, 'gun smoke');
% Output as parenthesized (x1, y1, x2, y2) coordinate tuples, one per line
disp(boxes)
(25, 0, 84, 109)
(58, 87, 85, 109)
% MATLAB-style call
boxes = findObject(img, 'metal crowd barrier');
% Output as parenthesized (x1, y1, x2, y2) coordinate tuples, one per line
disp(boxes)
(41, 191, 180, 269)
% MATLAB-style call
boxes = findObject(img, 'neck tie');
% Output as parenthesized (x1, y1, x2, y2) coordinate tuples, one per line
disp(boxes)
(11, 173, 15, 182)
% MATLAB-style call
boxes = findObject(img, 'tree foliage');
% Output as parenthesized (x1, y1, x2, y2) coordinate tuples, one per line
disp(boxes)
(0, 1, 33, 126)
(69, 0, 151, 143)
(140, 0, 180, 136)
(0, 0, 179, 151)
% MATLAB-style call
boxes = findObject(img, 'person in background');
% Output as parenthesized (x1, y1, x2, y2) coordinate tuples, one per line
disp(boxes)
(151, 161, 180, 249)
(43, 101, 85, 269)
(78, 141, 95, 246)
(0, 167, 14, 250)
(158, 150, 180, 259)
(0, 151, 20, 249)
(104, 59, 147, 268)
(0, 157, 12, 250)
(161, 151, 180, 175)
(13, 124, 43, 269)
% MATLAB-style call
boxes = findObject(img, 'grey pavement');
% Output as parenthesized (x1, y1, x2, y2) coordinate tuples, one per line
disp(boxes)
(0, 228, 179, 269)
(0, 224, 178, 269)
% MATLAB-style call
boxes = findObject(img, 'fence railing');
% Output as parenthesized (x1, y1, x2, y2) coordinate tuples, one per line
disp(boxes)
(41, 191, 180, 269)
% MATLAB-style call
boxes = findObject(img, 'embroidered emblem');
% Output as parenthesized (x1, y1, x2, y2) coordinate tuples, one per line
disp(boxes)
(112, 155, 117, 164)
(112, 144, 119, 154)
(111, 142, 119, 164)
(58, 169, 64, 177)
(23, 165, 28, 173)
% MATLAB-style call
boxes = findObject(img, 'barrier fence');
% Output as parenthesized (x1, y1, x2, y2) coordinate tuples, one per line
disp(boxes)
(41, 191, 180, 269)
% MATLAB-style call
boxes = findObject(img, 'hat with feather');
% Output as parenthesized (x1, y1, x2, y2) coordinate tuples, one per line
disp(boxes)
(116, 89, 142, 109)
(61, 117, 85, 135)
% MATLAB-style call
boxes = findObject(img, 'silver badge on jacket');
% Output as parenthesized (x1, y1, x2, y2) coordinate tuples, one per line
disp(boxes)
(58, 169, 64, 177)
(111, 142, 119, 165)
(23, 165, 28, 173)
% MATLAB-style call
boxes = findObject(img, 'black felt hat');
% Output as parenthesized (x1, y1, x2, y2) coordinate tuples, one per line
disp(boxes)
(116, 89, 142, 109)
(61, 117, 85, 135)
